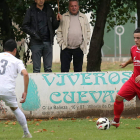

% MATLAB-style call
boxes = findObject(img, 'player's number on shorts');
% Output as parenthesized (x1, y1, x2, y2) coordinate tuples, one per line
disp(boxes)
(0, 59, 8, 75)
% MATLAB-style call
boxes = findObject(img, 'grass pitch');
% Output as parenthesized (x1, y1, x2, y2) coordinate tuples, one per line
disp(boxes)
(26, 62, 133, 73)
(1, 118, 140, 140)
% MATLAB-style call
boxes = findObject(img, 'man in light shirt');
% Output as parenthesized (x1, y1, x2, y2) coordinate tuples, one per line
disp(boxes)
(57, 0, 90, 72)
(0, 39, 32, 138)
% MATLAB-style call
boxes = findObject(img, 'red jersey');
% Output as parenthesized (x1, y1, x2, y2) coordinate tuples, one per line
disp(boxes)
(130, 45, 140, 87)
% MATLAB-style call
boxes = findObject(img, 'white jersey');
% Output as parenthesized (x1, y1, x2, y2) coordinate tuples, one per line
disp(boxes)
(0, 52, 25, 95)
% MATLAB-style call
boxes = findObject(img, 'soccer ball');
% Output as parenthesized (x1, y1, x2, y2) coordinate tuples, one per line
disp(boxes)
(96, 117, 110, 130)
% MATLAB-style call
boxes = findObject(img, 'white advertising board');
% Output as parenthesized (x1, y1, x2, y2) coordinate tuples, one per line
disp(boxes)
(0, 71, 135, 119)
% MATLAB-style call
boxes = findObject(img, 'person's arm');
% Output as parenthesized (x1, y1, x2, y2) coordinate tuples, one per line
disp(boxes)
(20, 69, 29, 103)
(56, 15, 64, 48)
(120, 57, 133, 68)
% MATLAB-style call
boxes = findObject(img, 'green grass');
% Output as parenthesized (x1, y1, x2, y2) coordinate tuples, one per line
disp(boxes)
(0, 118, 140, 140)
(26, 62, 134, 73)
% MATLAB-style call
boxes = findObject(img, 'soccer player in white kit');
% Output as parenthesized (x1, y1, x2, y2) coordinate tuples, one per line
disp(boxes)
(0, 39, 32, 138)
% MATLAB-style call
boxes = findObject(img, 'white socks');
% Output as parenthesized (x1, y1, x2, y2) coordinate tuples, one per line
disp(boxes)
(13, 107, 29, 135)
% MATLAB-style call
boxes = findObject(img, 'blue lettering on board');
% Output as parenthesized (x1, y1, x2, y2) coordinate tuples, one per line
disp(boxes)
(56, 74, 68, 86)
(49, 90, 118, 104)
(108, 72, 120, 84)
(102, 90, 115, 103)
(42, 72, 131, 86)
(77, 91, 89, 103)
(122, 72, 132, 83)
(81, 73, 93, 85)
(50, 92, 62, 104)
(93, 73, 108, 85)
(89, 91, 102, 103)
(42, 74, 55, 86)
(67, 74, 80, 86)
(63, 91, 76, 103)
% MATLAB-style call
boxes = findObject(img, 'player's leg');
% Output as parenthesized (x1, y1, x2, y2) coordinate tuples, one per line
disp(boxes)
(10, 107, 32, 138)
(111, 95, 124, 128)
(111, 79, 136, 128)
(1, 95, 32, 138)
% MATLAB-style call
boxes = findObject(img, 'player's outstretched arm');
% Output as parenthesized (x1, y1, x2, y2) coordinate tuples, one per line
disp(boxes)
(120, 58, 133, 68)
(20, 69, 29, 103)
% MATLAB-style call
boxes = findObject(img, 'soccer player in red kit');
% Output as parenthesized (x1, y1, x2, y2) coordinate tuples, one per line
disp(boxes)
(111, 28, 140, 128)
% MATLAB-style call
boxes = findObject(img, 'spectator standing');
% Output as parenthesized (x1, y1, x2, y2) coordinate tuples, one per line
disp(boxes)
(22, 0, 61, 73)
(57, 0, 90, 72)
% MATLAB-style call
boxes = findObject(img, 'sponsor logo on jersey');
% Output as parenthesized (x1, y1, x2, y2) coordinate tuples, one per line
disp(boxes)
(133, 56, 140, 66)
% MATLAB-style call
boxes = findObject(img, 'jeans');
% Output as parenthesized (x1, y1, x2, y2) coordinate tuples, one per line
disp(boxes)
(60, 47, 84, 72)
(30, 42, 52, 73)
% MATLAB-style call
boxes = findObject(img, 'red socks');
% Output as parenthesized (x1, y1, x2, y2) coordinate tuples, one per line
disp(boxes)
(114, 99, 124, 123)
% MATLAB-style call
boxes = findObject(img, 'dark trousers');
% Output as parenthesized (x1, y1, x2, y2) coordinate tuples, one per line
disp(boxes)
(30, 42, 52, 73)
(60, 47, 84, 72)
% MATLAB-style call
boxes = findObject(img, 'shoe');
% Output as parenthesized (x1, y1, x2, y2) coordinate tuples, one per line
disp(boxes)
(45, 69, 52, 72)
(22, 133, 32, 138)
(110, 120, 120, 128)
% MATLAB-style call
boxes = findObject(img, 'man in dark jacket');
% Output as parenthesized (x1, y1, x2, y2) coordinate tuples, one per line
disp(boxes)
(22, 0, 61, 73)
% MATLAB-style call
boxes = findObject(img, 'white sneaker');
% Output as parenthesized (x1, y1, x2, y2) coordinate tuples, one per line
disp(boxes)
(110, 120, 120, 128)
(22, 133, 32, 138)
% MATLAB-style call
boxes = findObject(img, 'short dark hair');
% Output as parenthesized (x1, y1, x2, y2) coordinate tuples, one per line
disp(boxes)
(4, 39, 17, 52)
(69, 0, 79, 5)
(134, 28, 140, 33)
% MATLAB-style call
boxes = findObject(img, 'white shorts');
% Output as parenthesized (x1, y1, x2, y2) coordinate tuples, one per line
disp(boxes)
(0, 95, 18, 107)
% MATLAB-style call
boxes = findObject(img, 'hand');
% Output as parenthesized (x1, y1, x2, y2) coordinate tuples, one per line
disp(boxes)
(57, 13, 62, 20)
(20, 92, 27, 103)
(135, 75, 140, 84)
(119, 63, 126, 68)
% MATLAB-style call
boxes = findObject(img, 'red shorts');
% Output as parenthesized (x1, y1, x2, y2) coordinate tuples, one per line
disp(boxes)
(117, 79, 140, 101)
